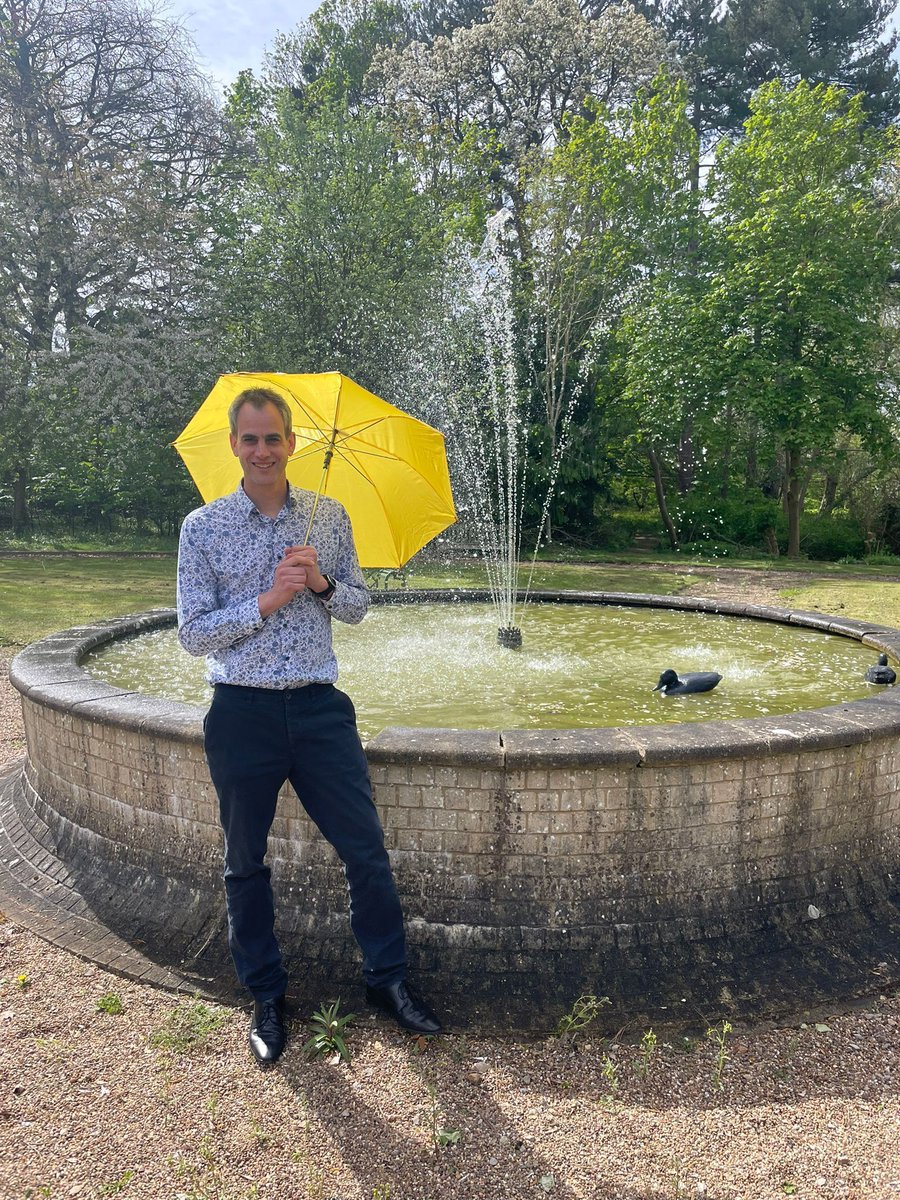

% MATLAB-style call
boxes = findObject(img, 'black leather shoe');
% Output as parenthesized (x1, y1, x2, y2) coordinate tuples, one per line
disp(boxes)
(249, 994, 287, 1065)
(366, 980, 442, 1035)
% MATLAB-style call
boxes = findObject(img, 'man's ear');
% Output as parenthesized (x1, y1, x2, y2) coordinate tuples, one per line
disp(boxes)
(230, 432, 239, 457)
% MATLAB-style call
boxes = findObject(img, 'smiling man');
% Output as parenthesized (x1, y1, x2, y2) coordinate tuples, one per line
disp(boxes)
(176, 386, 441, 1066)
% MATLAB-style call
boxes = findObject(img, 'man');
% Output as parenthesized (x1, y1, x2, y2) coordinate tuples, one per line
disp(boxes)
(177, 386, 441, 1066)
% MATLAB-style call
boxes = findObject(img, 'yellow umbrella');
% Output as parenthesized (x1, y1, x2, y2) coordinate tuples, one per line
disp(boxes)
(173, 371, 456, 569)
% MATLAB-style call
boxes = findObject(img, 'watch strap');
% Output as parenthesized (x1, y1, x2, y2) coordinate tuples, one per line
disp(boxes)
(315, 575, 336, 601)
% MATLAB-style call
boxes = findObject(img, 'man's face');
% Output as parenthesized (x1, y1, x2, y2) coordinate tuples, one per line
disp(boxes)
(230, 401, 295, 488)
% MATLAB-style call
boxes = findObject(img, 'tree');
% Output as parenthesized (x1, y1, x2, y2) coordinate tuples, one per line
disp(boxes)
(264, 0, 410, 111)
(528, 72, 699, 538)
(636, 0, 900, 142)
(726, 0, 900, 127)
(212, 89, 446, 399)
(371, 0, 665, 253)
(0, 0, 223, 530)
(708, 80, 899, 557)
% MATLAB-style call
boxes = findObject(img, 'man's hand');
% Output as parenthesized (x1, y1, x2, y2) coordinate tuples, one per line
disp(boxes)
(259, 545, 328, 617)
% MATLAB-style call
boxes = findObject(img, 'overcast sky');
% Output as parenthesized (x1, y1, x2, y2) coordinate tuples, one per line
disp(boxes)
(165, 0, 319, 88)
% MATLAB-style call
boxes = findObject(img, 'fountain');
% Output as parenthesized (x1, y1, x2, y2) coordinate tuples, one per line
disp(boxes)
(5, 590, 900, 1030)
(420, 213, 582, 652)
(3, 220, 899, 1029)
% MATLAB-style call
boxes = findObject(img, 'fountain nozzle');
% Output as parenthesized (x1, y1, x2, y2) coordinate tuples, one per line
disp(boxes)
(498, 626, 522, 650)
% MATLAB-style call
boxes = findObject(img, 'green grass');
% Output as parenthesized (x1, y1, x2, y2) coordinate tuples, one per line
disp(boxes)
(0, 554, 176, 649)
(401, 561, 698, 594)
(780, 579, 900, 628)
(149, 999, 227, 1054)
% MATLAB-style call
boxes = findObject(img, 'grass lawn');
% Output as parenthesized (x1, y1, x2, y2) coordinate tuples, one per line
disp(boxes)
(0, 555, 177, 650)
(780, 578, 900, 629)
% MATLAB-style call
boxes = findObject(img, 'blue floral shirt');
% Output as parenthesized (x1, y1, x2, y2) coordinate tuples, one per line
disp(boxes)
(177, 484, 369, 689)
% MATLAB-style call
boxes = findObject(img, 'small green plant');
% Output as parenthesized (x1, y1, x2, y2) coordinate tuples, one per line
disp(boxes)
(633, 1028, 657, 1078)
(302, 998, 355, 1063)
(247, 1117, 270, 1147)
(15, 972, 31, 991)
(423, 1077, 461, 1150)
(434, 1127, 461, 1147)
(150, 999, 226, 1054)
(99, 1170, 134, 1196)
(600, 1052, 620, 1104)
(706, 1019, 732, 1091)
(553, 993, 610, 1044)
(96, 992, 124, 1015)
(372, 1187, 392, 1200)
(782, 1183, 798, 1195)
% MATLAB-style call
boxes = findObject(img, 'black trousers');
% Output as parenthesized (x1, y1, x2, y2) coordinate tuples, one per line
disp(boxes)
(204, 681, 407, 1000)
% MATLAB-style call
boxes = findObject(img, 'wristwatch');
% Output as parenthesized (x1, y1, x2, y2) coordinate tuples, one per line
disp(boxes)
(313, 574, 336, 601)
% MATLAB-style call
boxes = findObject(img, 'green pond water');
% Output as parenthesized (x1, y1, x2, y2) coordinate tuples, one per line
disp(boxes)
(85, 603, 884, 740)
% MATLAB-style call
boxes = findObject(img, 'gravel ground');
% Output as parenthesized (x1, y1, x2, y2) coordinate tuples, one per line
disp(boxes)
(2, 574, 900, 1200)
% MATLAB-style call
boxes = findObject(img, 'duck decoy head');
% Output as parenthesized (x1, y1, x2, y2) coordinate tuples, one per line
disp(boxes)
(653, 669, 680, 692)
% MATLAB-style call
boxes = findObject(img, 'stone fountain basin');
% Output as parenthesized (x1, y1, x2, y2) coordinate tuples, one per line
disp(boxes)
(6, 591, 900, 1031)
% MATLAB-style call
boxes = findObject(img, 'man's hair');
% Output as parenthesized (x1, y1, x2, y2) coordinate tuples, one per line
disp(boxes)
(228, 387, 293, 437)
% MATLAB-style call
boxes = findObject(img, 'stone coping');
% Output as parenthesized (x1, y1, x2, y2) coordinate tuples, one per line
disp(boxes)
(10, 591, 900, 769)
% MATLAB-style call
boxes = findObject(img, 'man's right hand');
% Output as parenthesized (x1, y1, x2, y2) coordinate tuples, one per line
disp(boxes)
(258, 548, 310, 617)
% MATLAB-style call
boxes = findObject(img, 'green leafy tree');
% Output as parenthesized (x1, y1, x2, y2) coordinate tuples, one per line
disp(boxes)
(265, 0, 410, 111)
(708, 80, 899, 557)
(212, 91, 446, 398)
(528, 73, 699, 539)
(726, 0, 900, 127)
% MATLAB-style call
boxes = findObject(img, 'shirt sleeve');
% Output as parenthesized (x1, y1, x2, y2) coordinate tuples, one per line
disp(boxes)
(176, 514, 264, 656)
(321, 504, 369, 625)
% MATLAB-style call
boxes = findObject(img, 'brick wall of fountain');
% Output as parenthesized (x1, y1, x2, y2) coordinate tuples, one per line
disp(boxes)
(7, 600, 900, 1028)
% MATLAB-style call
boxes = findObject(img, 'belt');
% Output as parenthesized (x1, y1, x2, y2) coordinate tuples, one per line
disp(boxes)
(213, 681, 331, 695)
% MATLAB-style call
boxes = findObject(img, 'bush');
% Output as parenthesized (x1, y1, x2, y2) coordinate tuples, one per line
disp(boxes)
(800, 516, 866, 561)
(591, 514, 634, 551)
(671, 496, 783, 553)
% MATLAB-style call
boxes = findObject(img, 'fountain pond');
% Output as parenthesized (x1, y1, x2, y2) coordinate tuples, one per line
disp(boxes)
(86, 596, 878, 738)
(6, 589, 900, 1031)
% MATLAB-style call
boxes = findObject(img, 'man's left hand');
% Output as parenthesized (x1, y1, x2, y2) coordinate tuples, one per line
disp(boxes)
(283, 545, 328, 593)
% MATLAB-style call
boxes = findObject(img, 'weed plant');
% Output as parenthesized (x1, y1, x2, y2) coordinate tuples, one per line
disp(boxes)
(303, 999, 355, 1063)
(553, 993, 610, 1045)
(150, 999, 227, 1054)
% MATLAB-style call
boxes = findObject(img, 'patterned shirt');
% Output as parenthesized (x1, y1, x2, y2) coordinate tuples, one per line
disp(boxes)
(177, 484, 369, 689)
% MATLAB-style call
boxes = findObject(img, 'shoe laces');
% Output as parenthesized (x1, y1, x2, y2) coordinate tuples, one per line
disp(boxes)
(255, 1000, 283, 1039)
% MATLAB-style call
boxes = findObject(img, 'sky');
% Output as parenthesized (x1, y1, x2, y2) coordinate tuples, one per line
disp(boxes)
(165, 0, 319, 88)
(171, 0, 900, 90)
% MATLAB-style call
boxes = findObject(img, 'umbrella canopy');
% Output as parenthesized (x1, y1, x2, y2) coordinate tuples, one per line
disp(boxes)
(173, 371, 456, 569)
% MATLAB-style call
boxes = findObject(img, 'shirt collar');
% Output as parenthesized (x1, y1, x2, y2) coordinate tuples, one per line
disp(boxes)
(233, 482, 294, 521)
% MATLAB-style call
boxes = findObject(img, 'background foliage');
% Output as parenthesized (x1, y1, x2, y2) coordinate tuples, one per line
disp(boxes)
(1, 0, 899, 559)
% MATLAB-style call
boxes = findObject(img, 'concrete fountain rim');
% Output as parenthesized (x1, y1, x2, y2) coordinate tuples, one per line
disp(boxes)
(10, 588, 900, 770)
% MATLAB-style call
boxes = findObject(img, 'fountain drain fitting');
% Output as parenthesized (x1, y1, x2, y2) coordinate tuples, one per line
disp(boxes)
(497, 626, 523, 650)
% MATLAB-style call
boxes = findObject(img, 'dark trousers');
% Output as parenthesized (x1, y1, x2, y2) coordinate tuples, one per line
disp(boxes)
(203, 681, 406, 1001)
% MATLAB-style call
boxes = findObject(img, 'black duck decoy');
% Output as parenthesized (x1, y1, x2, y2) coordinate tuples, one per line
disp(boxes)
(653, 668, 722, 696)
(865, 654, 896, 686)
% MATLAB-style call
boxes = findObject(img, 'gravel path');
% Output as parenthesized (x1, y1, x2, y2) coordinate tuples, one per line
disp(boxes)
(2, 580, 899, 1200)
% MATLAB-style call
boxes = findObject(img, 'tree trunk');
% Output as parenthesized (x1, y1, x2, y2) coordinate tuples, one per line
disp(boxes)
(648, 445, 679, 551)
(786, 448, 803, 558)
(819, 471, 838, 516)
(12, 465, 30, 535)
